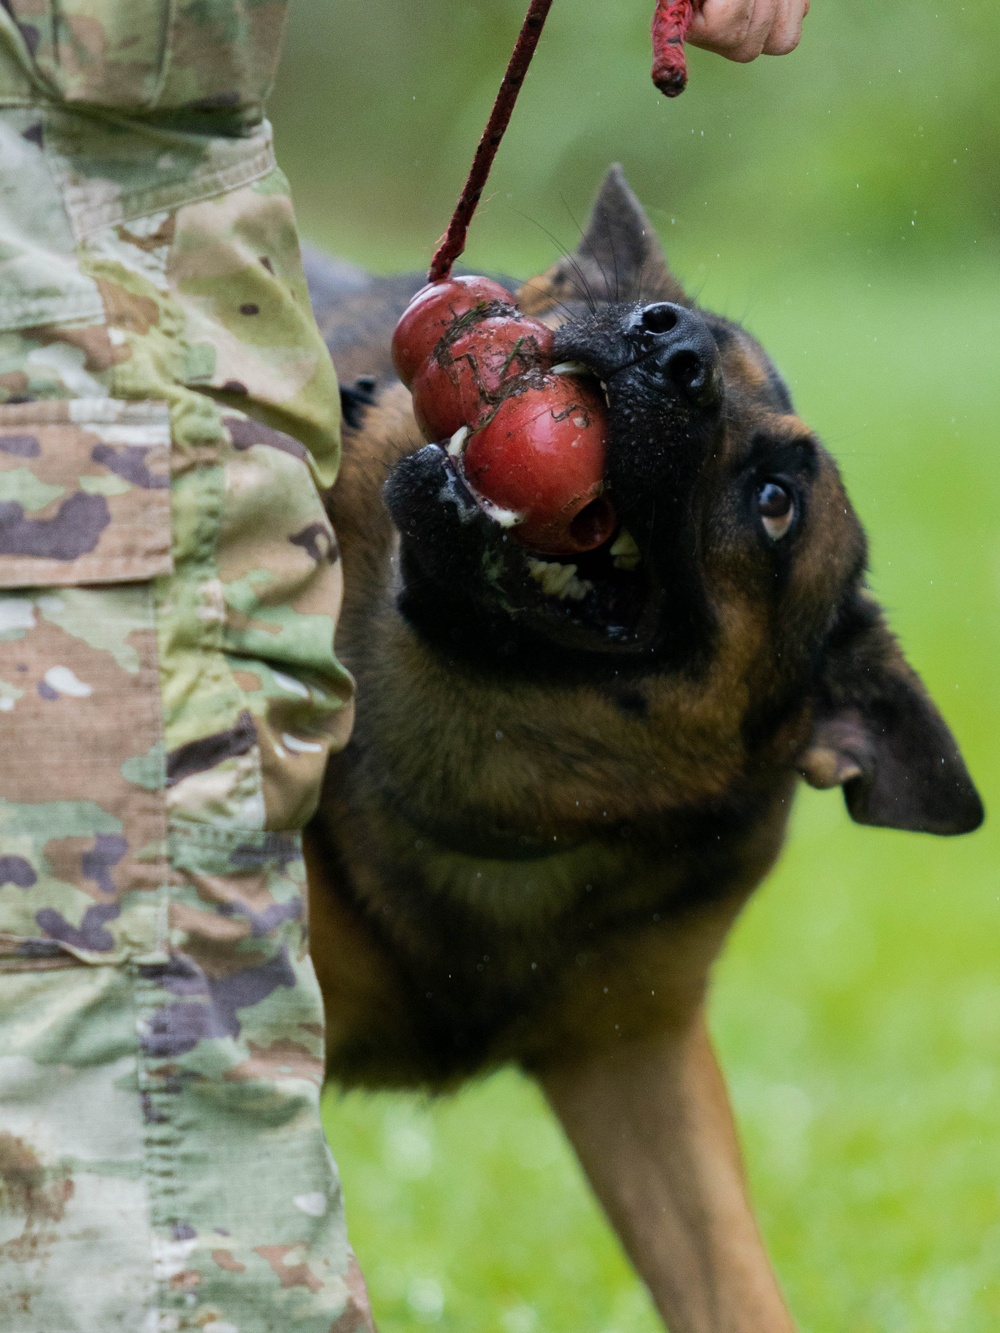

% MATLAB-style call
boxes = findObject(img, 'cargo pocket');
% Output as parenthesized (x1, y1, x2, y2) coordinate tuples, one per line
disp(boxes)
(161, 411, 355, 835)
(0, 399, 174, 968)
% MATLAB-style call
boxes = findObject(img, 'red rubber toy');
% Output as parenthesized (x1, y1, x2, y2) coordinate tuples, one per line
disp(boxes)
(391, 276, 513, 389)
(463, 376, 616, 555)
(410, 314, 553, 442)
(391, 0, 694, 554)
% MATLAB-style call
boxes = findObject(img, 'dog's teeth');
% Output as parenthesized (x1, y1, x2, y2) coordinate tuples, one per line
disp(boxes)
(611, 528, 641, 572)
(528, 558, 577, 597)
(480, 500, 522, 527)
(550, 361, 590, 377)
(464, 469, 525, 525)
(447, 426, 469, 457)
(527, 558, 594, 601)
(611, 530, 639, 557)
(559, 574, 594, 601)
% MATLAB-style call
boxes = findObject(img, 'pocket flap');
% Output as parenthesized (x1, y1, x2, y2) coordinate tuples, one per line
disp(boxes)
(0, 399, 172, 587)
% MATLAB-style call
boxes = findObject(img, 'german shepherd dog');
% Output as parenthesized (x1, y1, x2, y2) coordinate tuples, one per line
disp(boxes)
(303, 167, 983, 1333)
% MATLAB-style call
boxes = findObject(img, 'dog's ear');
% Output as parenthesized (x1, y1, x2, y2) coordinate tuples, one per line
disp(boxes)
(518, 164, 687, 314)
(798, 594, 984, 835)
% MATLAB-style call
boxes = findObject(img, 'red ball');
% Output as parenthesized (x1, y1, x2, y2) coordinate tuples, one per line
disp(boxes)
(391, 276, 514, 388)
(462, 375, 615, 554)
(410, 316, 554, 442)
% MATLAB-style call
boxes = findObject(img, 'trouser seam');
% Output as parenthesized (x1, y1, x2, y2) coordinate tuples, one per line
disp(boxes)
(132, 959, 184, 1323)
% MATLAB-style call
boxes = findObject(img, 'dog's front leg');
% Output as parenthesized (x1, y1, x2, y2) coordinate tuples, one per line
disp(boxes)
(540, 1013, 796, 1333)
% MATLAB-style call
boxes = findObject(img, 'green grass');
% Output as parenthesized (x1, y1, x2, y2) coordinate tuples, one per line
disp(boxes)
(320, 259, 1000, 1332)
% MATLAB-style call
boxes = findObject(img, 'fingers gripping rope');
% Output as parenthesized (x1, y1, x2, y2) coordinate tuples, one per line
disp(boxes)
(428, 0, 693, 283)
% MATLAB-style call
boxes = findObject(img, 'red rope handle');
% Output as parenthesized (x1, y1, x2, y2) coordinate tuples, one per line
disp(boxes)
(427, 0, 694, 283)
(428, 0, 555, 282)
(651, 0, 694, 97)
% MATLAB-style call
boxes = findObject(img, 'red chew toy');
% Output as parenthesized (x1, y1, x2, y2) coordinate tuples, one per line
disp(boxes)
(391, 276, 512, 388)
(410, 314, 553, 442)
(393, 274, 613, 554)
(463, 376, 616, 555)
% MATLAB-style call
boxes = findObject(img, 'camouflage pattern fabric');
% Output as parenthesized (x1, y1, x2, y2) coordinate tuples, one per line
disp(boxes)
(0, 6, 374, 1330)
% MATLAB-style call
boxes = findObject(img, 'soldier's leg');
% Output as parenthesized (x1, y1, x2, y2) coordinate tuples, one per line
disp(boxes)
(0, 88, 373, 1333)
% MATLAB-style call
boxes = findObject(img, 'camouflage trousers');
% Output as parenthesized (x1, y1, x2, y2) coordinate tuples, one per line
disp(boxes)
(0, 92, 374, 1333)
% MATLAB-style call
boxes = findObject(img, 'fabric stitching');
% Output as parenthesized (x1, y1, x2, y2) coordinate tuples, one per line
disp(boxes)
(0, 398, 174, 425)
(132, 960, 184, 1327)
(131, 579, 176, 963)
(63, 141, 277, 241)
(151, 0, 181, 111)
(154, 397, 269, 835)
(0, 291, 105, 333)
(0, 553, 174, 588)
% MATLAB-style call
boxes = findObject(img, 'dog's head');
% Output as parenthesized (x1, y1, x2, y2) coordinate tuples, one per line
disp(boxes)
(382, 167, 982, 838)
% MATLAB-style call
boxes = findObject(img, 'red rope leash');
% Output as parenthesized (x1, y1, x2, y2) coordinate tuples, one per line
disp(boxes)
(652, 0, 695, 97)
(428, 0, 555, 282)
(427, 0, 694, 283)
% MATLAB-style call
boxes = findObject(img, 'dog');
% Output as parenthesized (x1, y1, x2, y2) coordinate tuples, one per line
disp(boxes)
(302, 166, 983, 1333)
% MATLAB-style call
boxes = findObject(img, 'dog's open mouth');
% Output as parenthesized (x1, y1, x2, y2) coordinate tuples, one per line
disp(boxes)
(519, 527, 649, 639)
(435, 443, 656, 648)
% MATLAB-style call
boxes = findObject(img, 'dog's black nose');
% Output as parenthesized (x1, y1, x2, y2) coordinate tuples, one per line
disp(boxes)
(628, 302, 721, 407)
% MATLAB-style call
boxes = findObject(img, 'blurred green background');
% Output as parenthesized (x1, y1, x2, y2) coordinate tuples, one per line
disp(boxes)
(270, 3, 1000, 1329)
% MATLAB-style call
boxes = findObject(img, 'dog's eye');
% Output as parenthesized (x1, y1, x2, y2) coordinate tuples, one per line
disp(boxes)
(757, 480, 795, 540)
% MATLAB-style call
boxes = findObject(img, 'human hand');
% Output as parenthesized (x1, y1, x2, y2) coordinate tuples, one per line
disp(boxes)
(686, 0, 810, 62)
